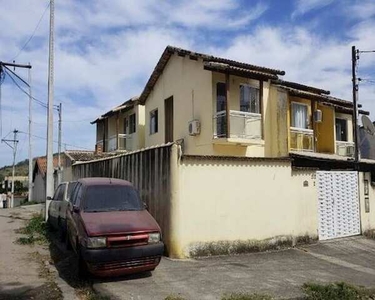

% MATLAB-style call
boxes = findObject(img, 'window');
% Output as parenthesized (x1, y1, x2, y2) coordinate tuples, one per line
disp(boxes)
(336, 118, 348, 141)
(150, 109, 158, 134)
(129, 114, 136, 134)
(216, 82, 226, 112)
(53, 185, 62, 201)
(123, 118, 128, 134)
(67, 182, 78, 202)
(71, 184, 83, 206)
(83, 185, 143, 212)
(291, 102, 309, 129)
(240, 85, 260, 113)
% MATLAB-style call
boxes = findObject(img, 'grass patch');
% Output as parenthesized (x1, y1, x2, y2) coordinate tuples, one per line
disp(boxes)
(21, 200, 40, 206)
(76, 288, 111, 300)
(165, 296, 186, 300)
(222, 293, 273, 300)
(303, 282, 375, 300)
(15, 213, 48, 245)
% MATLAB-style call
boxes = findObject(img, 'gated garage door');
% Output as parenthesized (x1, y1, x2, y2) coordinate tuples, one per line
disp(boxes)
(317, 171, 360, 240)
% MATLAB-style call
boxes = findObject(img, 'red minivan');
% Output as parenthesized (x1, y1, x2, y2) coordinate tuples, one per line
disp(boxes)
(66, 177, 164, 277)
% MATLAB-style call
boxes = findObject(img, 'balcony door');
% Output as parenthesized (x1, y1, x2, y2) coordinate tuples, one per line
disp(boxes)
(216, 82, 227, 137)
(165, 96, 174, 143)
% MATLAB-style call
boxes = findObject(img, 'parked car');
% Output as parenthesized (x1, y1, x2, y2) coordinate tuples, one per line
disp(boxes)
(48, 181, 78, 239)
(66, 177, 164, 277)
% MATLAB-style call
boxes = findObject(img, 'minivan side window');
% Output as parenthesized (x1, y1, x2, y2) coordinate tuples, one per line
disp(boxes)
(67, 182, 78, 201)
(53, 186, 61, 200)
(57, 184, 66, 201)
(72, 184, 83, 207)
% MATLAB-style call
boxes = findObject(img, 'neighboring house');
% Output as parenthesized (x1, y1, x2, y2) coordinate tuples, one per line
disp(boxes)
(91, 97, 145, 153)
(32, 156, 61, 202)
(63, 150, 115, 181)
(2, 176, 28, 192)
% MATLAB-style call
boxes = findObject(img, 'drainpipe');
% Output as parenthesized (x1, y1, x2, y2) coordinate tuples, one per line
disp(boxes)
(225, 73, 231, 138)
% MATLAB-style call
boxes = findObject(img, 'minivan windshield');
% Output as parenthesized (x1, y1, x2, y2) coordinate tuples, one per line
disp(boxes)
(83, 185, 143, 212)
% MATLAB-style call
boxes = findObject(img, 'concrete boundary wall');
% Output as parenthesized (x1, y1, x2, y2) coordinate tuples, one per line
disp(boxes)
(175, 155, 318, 257)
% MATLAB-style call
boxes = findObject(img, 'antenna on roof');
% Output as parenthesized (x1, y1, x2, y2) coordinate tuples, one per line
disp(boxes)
(362, 115, 375, 135)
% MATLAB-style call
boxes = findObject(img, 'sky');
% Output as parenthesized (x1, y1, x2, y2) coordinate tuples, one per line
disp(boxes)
(0, 0, 374, 166)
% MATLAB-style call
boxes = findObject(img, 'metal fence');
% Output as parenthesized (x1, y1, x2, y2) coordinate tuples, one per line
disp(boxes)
(72, 144, 174, 246)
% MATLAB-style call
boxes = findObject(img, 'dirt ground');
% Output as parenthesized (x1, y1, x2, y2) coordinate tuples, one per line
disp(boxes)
(0, 205, 76, 300)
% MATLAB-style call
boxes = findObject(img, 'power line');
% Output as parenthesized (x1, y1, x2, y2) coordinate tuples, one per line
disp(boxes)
(18, 130, 92, 151)
(9, 2, 51, 62)
(3, 68, 60, 110)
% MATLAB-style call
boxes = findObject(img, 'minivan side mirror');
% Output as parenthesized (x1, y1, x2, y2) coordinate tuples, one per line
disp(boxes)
(73, 205, 80, 213)
(46, 196, 53, 201)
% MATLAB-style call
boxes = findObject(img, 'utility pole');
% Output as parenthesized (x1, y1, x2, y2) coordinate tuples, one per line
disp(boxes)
(28, 63, 33, 202)
(46, 0, 55, 220)
(2, 130, 19, 208)
(57, 102, 62, 185)
(351, 46, 360, 164)
(0, 62, 32, 203)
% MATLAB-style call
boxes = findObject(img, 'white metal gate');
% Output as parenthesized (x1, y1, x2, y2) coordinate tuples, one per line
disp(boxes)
(317, 171, 360, 240)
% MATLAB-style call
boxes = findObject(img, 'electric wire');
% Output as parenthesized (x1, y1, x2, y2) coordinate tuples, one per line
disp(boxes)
(3, 68, 59, 110)
(18, 130, 91, 151)
(9, 2, 51, 62)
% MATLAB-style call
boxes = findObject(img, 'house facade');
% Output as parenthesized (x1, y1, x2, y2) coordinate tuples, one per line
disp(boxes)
(138, 46, 366, 161)
(92, 97, 145, 153)
(86, 46, 375, 258)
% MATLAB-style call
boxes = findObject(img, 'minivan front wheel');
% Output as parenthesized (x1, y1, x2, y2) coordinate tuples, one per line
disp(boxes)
(77, 243, 89, 278)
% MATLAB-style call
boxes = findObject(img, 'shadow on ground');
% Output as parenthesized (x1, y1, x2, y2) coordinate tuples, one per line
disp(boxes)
(0, 282, 61, 300)
(46, 228, 152, 298)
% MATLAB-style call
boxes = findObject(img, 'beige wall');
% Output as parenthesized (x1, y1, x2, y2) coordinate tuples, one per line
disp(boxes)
(359, 172, 375, 233)
(144, 54, 276, 157)
(173, 157, 318, 257)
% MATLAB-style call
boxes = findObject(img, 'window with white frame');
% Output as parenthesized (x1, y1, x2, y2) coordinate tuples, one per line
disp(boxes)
(291, 102, 309, 129)
(335, 118, 348, 141)
(240, 84, 260, 113)
(150, 109, 158, 135)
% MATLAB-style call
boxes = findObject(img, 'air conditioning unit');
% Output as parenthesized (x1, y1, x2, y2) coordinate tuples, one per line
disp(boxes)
(188, 120, 201, 136)
(346, 145, 355, 156)
(314, 110, 323, 123)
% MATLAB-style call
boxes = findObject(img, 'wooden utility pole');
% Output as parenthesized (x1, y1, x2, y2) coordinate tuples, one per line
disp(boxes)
(352, 46, 359, 163)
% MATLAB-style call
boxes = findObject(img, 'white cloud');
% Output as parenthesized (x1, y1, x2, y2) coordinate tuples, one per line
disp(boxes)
(292, 0, 336, 18)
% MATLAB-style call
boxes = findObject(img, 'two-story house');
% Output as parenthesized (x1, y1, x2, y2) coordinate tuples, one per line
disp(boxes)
(91, 96, 145, 152)
(138, 46, 368, 162)
(87, 46, 375, 257)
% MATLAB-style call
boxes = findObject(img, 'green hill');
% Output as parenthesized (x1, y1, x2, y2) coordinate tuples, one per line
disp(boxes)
(0, 159, 29, 181)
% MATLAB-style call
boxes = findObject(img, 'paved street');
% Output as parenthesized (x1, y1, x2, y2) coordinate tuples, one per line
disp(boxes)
(94, 237, 375, 300)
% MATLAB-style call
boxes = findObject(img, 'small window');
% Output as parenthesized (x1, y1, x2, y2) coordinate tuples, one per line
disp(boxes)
(150, 109, 158, 134)
(291, 102, 308, 129)
(240, 85, 260, 113)
(67, 182, 78, 201)
(53, 185, 62, 201)
(336, 118, 348, 141)
(129, 114, 136, 134)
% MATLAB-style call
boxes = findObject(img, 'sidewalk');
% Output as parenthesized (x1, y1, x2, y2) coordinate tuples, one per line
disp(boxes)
(93, 236, 375, 300)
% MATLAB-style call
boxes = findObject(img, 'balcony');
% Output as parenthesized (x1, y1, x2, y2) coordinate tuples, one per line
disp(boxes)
(290, 127, 314, 151)
(336, 141, 354, 157)
(213, 110, 262, 144)
(107, 134, 132, 152)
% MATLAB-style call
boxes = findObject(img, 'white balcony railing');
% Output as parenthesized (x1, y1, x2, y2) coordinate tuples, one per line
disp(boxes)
(108, 135, 117, 152)
(213, 110, 262, 140)
(336, 141, 355, 157)
(118, 134, 132, 151)
(290, 127, 314, 151)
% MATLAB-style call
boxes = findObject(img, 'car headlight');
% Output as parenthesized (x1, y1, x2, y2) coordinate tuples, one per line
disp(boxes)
(87, 237, 107, 248)
(148, 233, 161, 244)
